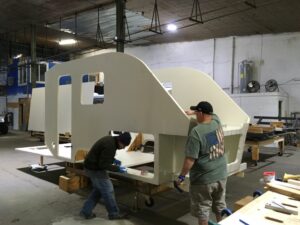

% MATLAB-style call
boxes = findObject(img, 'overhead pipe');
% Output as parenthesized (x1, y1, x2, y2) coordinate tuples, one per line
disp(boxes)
(231, 36, 236, 94)
(47, 1, 115, 25)
(115, 0, 125, 52)
(212, 38, 216, 80)
(31, 24, 37, 89)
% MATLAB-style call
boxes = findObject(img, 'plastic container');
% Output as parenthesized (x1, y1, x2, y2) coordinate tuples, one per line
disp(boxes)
(263, 171, 276, 183)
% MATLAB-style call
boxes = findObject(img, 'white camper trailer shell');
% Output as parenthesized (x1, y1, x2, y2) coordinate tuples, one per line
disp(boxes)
(28, 82, 95, 134)
(45, 52, 249, 185)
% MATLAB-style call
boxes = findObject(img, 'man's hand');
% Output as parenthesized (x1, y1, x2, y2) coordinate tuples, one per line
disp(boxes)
(174, 175, 185, 193)
(175, 174, 185, 186)
(185, 110, 195, 115)
(113, 159, 122, 166)
(118, 166, 127, 173)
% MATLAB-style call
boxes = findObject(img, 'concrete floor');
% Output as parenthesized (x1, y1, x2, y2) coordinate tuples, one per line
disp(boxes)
(1, 131, 299, 225)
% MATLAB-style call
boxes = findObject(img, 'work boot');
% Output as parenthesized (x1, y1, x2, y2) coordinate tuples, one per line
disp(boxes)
(79, 212, 96, 219)
(108, 212, 129, 220)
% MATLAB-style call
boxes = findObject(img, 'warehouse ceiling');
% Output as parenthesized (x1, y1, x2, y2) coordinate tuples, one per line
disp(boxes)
(1, 0, 300, 60)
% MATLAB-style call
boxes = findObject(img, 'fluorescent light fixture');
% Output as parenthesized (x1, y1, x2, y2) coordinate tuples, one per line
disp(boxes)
(58, 39, 77, 45)
(60, 28, 75, 34)
(13, 54, 22, 59)
(167, 24, 177, 32)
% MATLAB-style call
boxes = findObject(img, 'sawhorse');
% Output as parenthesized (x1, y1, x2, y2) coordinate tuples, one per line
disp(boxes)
(245, 136, 284, 166)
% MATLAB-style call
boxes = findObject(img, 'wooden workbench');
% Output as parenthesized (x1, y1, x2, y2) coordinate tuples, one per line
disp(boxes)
(245, 136, 284, 165)
(219, 191, 300, 225)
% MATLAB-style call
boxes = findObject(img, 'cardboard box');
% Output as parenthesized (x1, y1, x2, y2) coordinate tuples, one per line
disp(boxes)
(68, 176, 80, 192)
(80, 176, 89, 188)
(59, 175, 70, 192)
(59, 175, 80, 193)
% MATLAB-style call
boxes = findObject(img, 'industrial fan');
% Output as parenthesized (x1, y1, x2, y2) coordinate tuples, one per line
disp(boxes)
(265, 79, 278, 92)
(246, 80, 260, 93)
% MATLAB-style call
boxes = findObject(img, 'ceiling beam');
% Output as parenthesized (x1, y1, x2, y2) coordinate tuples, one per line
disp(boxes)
(47, 0, 115, 25)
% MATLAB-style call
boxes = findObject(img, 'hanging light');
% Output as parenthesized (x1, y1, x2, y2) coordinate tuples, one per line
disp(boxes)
(57, 14, 78, 46)
(58, 39, 77, 45)
(13, 54, 23, 59)
(167, 24, 177, 32)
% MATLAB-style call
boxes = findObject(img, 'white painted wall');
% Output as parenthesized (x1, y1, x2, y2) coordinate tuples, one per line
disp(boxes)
(229, 33, 300, 115)
(260, 34, 300, 113)
(0, 72, 6, 86)
(126, 41, 214, 75)
(0, 97, 6, 115)
(81, 32, 300, 114)
(0, 72, 6, 114)
(214, 37, 233, 90)
(127, 33, 300, 114)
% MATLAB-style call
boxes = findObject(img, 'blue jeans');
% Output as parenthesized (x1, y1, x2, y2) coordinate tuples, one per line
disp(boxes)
(80, 169, 120, 218)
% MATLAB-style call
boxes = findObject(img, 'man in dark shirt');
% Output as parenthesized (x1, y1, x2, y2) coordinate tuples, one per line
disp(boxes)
(80, 132, 131, 220)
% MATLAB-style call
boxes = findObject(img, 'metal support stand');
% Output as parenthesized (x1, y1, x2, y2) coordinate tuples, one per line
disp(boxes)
(40, 155, 44, 166)
(132, 191, 140, 212)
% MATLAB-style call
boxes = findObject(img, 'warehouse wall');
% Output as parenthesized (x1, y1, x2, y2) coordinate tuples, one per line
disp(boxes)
(126, 38, 232, 89)
(82, 32, 300, 113)
(234, 33, 300, 114)
(127, 40, 215, 76)
(125, 32, 300, 113)
(0, 97, 6, 114)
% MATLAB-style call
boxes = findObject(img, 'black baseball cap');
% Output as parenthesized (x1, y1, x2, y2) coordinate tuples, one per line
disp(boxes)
(118, 132, 132, 146)
(190, 101, 213, 115)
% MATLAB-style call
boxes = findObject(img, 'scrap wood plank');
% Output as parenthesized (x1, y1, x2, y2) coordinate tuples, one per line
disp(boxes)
(219, 191, 300, 225)
(127, 132, 143, 152)
(288, 179, 300, 187)
(266, 181, 300, 200)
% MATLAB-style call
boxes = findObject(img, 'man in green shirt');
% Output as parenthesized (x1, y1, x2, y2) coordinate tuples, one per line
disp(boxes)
(176, 101, 227, 225)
